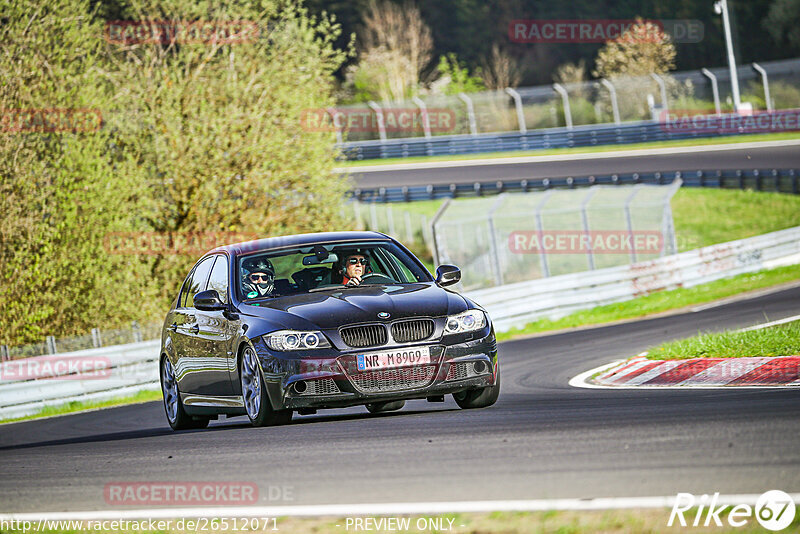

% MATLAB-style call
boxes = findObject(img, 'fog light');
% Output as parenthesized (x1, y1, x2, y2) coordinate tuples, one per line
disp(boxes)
(293, 380, 308, 394)
(473, 361, 487, 374)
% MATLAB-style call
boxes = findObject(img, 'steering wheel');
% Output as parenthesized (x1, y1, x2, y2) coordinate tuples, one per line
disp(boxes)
(358, 273, 395, 284)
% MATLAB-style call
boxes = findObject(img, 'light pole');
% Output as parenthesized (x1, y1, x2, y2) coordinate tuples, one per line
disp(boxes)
(714, 0, 742, 111)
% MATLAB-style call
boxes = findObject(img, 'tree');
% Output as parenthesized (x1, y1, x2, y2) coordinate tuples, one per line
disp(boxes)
(348, 0, 433, 101)
(593, 17, 677, 79)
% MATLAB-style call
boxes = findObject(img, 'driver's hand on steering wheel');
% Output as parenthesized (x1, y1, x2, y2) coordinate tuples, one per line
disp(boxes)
(345, 276, 361, 287)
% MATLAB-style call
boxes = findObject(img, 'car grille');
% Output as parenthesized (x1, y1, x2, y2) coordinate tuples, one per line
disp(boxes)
(446, 361, 489, 381)
(340, 324, 387, 348)
(302, 378, 340, 395)
(391, 319, 434, 343)
(349, 365, 436, 393)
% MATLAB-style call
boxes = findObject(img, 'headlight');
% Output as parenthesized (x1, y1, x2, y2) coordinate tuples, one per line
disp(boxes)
(264, 330, 331, 351)
(444, 310, 486, 335)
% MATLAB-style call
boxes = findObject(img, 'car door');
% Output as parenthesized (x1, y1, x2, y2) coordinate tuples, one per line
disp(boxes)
(193, 254, 237, 396)
(175, 255, 215, 395)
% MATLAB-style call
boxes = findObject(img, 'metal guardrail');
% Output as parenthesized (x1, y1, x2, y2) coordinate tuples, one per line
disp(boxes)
(352, 168, 800, 203)
(341, 120, 709, 160)
(0, 341, 160, 420)
(465, 225, 800, 333)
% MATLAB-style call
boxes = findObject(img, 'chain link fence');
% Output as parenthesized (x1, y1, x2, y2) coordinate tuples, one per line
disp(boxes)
(432, 181, 682, 291)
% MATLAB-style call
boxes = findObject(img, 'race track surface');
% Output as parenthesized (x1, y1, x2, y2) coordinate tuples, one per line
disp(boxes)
(347, 144, 800, 188)
(1, 286, 799, 512)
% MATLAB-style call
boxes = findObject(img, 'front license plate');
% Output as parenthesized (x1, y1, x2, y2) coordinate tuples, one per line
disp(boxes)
(357, 347, 431, 371)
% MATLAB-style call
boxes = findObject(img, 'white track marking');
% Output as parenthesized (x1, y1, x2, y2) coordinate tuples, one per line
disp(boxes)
(736, 314, 800, 332)
(678, 358, 772, 386)
(3, 494, 799, 520)
(337, 139, 800, 173)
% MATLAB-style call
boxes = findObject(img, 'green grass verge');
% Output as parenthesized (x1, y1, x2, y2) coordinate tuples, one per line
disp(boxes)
(647, 320, 800, 360)
(496, 263, 800, 342)
(8, 509, 797, 533)
(0, 388, 162, 425)
(339, 131, 800, 168)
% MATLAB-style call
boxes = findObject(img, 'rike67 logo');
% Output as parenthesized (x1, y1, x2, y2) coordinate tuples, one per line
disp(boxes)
(669, 491, 796, 531)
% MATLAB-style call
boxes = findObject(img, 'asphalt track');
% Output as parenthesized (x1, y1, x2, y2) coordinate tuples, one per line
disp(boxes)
(1, 285, 798, 513)
(347, 143, 800, 188)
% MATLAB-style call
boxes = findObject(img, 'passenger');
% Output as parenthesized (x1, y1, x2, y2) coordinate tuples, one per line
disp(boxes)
(241, 257, 275, 298)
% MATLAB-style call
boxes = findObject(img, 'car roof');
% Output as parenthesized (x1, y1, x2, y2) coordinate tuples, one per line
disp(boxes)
(210, 231, 393, 256)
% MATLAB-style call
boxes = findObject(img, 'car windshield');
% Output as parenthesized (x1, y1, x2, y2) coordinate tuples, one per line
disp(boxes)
(237, 241, 431, 300)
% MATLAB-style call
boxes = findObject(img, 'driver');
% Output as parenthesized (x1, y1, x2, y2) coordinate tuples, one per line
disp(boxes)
(339, 251, 371, 287)
(241, 256, 275, 298)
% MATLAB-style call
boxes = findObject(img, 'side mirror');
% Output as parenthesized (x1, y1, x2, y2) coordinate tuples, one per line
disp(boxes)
(435, 265, 461, 287)
(194, 290, 226, 311)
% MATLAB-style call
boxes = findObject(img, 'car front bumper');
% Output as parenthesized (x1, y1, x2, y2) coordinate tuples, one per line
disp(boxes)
(254, 330, 498, 410)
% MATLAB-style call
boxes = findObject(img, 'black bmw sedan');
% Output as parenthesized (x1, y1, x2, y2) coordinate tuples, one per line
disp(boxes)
(160, 231, 499, 430)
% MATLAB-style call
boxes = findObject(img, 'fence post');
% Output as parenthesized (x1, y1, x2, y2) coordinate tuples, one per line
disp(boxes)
(504, 88, 527, 134)
(534, 190, 554, 278)
(751, 63, 773, 111)
(650, 73, 669, 113)
(580, 189, 599, 270)
(132, 322, 143, 343)
(430, 198, 452, 268)
(404, 211, 413, 242)
(553, 83, 573, 130)
(1, 345, 9, 362)
(387, 205, 396, 237)
(367, 101, 387, 143)
(701, 69, 721, 116)
(326, 107, 343, 144)
(458, 92, 479, 136)
(624, 186, 643, 264)
(487, 195, 506, 287)
(91, 328, 102, 348)
(369, 202, 379, 231)
(412, 96, 432, 139)
(600, 79, 621, 125)
(46, 336, 57, 355)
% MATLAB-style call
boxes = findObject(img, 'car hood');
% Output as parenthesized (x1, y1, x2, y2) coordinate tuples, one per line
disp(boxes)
(240, 283, 468, 332)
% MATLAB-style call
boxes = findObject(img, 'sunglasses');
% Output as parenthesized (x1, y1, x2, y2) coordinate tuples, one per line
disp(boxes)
(347, 258, 369, 265)
(249, 273, 272, 282)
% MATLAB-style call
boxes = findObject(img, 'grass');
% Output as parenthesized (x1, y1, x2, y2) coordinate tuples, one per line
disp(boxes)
(7, 509, 797, 533)
(495, 263, 800, 342)
(647, 320, 800, 360)
(338, 131, 800, 168)
(0, 388, 162, 425)
(672, 188, 800, 251)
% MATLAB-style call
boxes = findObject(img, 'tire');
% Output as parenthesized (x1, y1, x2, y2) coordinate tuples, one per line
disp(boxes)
(240, 346, 293, 427)
(453, 363, 501, 409)
(161, 356, 210, 430)
(365, 400, 405, 413)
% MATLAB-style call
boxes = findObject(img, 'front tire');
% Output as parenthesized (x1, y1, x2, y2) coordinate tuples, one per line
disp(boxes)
(453, 364, 501, 409)
(161, 356, 209, 430)
(365, 400, 405, 413)
(240, 346, 292, 427)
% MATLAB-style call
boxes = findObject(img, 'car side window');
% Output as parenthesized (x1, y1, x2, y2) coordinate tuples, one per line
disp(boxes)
(185, 256, 215, 308)
(207, 255, 229, 304)
(179, 268, 195, 308)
